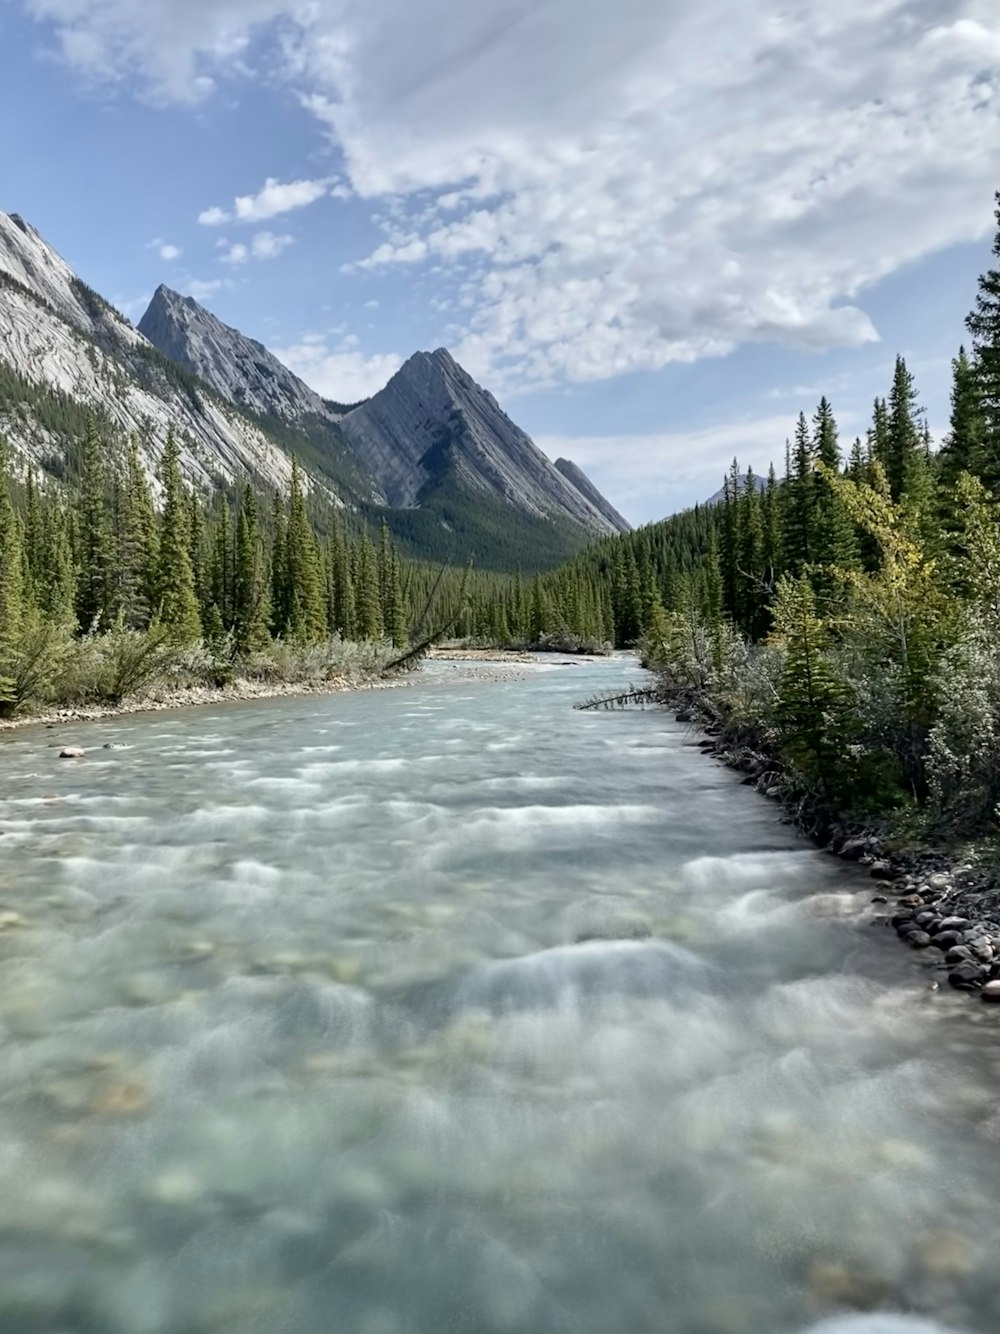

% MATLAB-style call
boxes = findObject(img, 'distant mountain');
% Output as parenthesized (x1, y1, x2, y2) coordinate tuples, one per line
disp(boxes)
(139, 288, 630, 566)
(337, 348, 627, 533)
(0, 207, 631, 571)
(705, 472, 768, 506)
(0, 211, 309, 496)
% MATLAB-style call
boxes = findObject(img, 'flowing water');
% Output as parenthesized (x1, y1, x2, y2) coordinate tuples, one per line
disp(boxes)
(1, 657, 999, 1334)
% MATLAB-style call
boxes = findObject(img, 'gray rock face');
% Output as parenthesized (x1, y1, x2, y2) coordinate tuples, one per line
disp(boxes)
(554, 458, 631, 534)
(338, 349, 625, 533)
(139, 286, 341, 424)
(0, 210, 315, 498)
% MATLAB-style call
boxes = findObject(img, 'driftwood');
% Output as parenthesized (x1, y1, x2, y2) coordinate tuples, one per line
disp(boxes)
(382, 561, 472, 676)
(575, 685, 659, 711)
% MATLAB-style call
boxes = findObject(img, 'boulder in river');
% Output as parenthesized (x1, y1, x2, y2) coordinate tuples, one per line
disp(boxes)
(981, 980, 1000, 1001)
(948, 961, 986, 990)
(906, 931, 932, 949)
(59, 747, 85, 759)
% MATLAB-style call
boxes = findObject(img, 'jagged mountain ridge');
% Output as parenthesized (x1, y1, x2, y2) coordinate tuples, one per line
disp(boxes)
(0, 210, 314, 497)
(335, 349, 630, 536)
(139, 285, 629, 542)
(0, 207, 630, 569)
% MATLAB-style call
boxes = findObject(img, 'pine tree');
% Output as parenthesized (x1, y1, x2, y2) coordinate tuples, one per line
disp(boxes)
(772, 574, 854, 800)
(328, 522, 356, 639)
(737, 468, 765, 638)
(965, 191, 1000, 492)
(354, 528, 383, 641)
(232, 486, 270, 656)
(811, 396, 856, 593)
(155, 431, 201, 642)
(114, 438, 157, 628)
(283, 460, 326, 642)
(886, 356, 921, 502)
(0, 438, 25, 644)
(939, 346, 985, 491)
(784, 412, 814, 575)
(210, 501, 234, 630)
(75, 418, 113, 632)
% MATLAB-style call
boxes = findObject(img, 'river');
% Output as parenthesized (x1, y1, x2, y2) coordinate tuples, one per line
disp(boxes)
(0, 656, 998, 1334)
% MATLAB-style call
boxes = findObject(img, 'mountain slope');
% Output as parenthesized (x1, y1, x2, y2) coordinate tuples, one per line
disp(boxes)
(554, 458, 630, 534)
(137, 286, 631, 567)
(138, 284, 375, 500)
(0, 211, 317, 496)
(338, 349, 623, 532)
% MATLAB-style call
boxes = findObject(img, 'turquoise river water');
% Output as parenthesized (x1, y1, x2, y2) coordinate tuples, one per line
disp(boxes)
(0, 656, 998, 1334)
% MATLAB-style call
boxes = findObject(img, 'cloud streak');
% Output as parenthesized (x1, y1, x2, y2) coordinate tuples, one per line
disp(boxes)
(23, 0, 1000, 392)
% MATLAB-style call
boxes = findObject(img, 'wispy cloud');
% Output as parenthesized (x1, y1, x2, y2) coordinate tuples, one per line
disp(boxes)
(219, 230, 295, 265)
(22, 0, 1000, 393)
(199, 176, 330, 226)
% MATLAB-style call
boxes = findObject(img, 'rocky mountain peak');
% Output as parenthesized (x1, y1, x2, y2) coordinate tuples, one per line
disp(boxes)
(138, 285, 332, 424)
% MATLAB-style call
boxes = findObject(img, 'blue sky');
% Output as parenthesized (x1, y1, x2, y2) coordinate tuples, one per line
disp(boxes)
(1, 0, 998, 523)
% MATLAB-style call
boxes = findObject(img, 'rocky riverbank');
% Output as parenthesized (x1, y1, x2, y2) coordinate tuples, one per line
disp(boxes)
(670, 700, 1000, 1001)
(0, 672, 404, 734)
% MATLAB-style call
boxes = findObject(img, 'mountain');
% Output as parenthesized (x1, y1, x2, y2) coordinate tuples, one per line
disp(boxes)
(0, 210, 315, 497)
(137, 284, 376, 500)
(705, 472, 768, 506)
(554, 458, 630, 534)
(139, 289, 630, 567)
(0, 208, 629, 571)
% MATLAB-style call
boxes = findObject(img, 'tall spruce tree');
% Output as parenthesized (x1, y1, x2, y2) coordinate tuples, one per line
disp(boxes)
(965, 191, 1000, 492)
(233, 486, 270, 655)
(155, 431, 202, 642)
(75, 418, 113, 632)
(0, 439, 25, 644)
(886, 356, 921, 502)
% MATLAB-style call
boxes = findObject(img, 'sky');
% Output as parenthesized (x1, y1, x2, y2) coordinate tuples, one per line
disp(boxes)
(0, 0, 998, 524)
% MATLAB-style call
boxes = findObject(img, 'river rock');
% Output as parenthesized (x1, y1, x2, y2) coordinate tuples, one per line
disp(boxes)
(675, 709, 693, 723)
(937, 917, 969, 933)
(59, 747, 85, 759)
(906, 931, 932, 949)
(869, 860, 896, 880)
(897, 894, 925, 909)
(805, 1260, 887, 1309)
(981, 980, 1000, 1002)
(914, 911, 937, 927)
(927, 873, 952, 893)
(914, 1229, 977, 1278)
(932, 930, 964, 950)
(839, 836, 870, 861)
(945, 946, 975, 965)
(948, 961, 986, 990)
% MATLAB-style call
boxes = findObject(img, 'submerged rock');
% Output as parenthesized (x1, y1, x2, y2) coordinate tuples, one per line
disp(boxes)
(59, 746, 85, 758)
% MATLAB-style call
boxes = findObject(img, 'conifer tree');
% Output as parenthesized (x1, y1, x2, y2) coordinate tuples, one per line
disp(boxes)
(886, 356, 921, 502)
(0, 439, 25, 644)
(75, 418, 113, 632)
(810, 397, 856, 593)
(233, 486, 270, 656)
(155, 431, 201, 642)
(783, 412, 814, 575)
(965, 191, 1000, 491)
(280, 461, 326, 642)
(737, 468, 765, 638)
(354, 528, 383, 641)
(114, 437, 157, 629)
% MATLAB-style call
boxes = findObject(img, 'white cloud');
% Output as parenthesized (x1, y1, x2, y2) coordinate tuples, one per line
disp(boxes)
(158, 242, 181, 261)
(220, 230, 295, 264)
(537, 415, 800, 521)
(23, 0, 1000, 388)
(270, 338, 402, 402)
(187, 276, 232, 301)
(200, 176, 329, 228)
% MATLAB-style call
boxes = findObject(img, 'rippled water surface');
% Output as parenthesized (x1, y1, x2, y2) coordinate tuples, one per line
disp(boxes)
(1, 658, 999, 1334)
